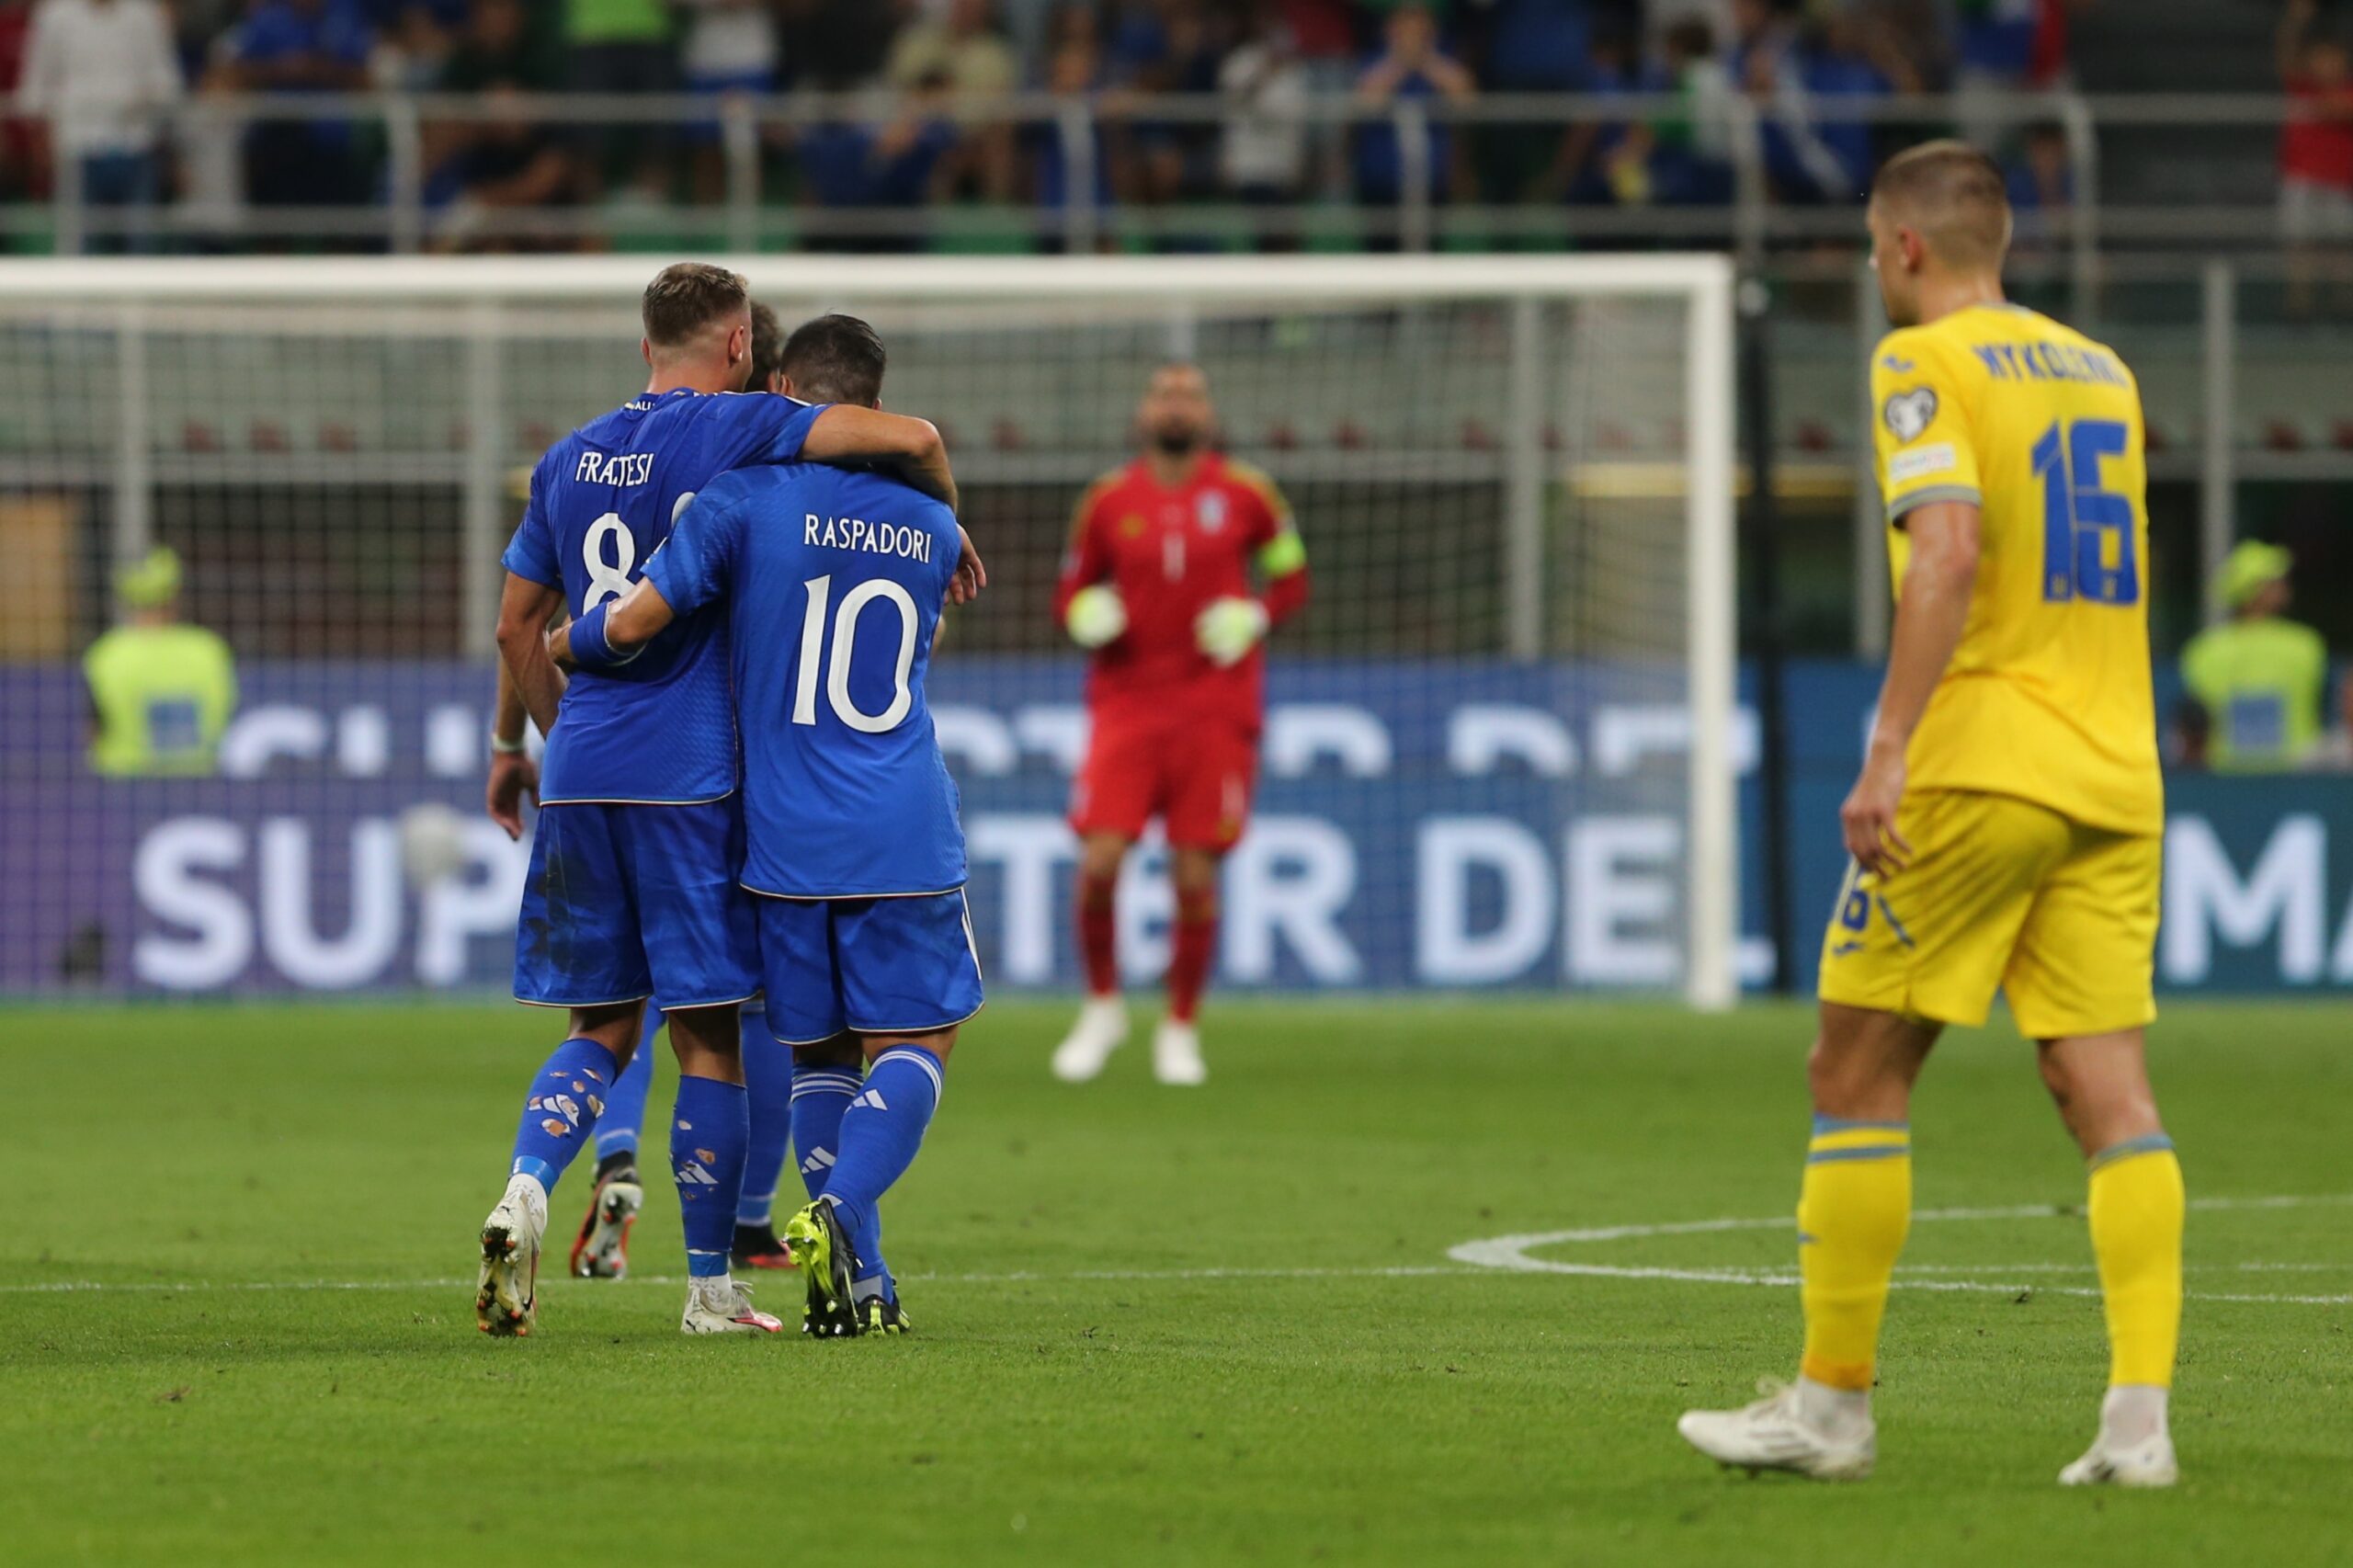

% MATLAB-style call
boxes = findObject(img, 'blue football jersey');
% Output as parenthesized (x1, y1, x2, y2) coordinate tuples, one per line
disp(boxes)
(501, 390, 830, 803)
(645, 462, 965, 897)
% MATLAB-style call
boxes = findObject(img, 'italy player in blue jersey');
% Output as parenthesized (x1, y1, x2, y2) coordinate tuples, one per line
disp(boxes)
(551, 305, 805, 1285)
(557, 313, 977, 1338)
(475, 267, 972, 1338)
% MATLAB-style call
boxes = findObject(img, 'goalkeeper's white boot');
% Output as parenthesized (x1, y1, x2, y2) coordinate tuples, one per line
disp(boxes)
(1051, 997, 1128, 1083)
(680, 1275, 786, 1335)
(2059, 1388, 2177, 1488)
(1677, 1381, 1875, 1480)
(475, 1175, 547, 1337)
(1152, 1017, 1208, 1087)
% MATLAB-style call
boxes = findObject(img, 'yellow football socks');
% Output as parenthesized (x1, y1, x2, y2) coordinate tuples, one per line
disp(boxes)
(2087, 1135, 2185, 1389)
(1797, 1118, 1913, 1392)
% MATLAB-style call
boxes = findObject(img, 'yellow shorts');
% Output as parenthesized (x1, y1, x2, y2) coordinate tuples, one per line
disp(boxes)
(1814, 790, 2159, 1039)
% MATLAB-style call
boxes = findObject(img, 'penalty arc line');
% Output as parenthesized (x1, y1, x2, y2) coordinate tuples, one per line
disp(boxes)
(1445, 1191, 2353, 1306)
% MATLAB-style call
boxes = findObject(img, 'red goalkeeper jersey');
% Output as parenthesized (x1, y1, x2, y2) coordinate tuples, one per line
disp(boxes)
(1053, 452, 1309, 729)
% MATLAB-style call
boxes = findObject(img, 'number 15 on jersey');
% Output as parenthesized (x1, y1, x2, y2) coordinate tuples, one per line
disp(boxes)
(2033, 418, 2138, 607)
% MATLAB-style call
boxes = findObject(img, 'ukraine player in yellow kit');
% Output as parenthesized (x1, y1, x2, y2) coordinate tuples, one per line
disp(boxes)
(1677, 142, 2185, 1487)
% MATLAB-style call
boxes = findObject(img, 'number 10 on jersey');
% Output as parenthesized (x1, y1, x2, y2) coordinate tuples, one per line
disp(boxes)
(2033, 418, 2138, 607)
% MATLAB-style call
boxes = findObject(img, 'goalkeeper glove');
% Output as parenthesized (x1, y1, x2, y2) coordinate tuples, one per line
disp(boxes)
(1064, 584, 1129, 649)
(1194, 597, 1269, 668)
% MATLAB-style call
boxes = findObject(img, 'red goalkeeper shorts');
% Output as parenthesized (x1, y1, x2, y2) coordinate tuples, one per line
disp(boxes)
(1069, 704, 1258, 851)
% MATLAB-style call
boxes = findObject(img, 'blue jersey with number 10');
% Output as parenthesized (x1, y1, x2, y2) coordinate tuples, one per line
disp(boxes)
(501, 390, 829, 804)
(646, 461, 965, 898)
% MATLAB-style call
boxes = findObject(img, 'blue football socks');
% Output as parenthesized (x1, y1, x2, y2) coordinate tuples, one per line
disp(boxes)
(593, 1010, 663, 1168)
(790, 1055, 861, 1200)
(671, 1074, 748, 1278)
(821, 1046, 942, 1300)
(737, 1014, 791, 1229)
(790, 1052, 889, 1286)
(509, 1036, 621, 1196)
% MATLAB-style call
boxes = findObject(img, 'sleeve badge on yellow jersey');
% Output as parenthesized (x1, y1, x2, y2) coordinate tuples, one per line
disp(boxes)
(1883, 387, 1938, 442)
(1888, 443, 1957, 483)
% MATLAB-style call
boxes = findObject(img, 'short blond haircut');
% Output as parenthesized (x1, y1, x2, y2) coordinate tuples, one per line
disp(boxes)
(1871, 140, 2011, 270)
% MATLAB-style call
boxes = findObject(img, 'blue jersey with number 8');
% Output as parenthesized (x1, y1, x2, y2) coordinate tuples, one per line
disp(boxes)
(501, 389, 829, 804)
(646, 461, 965, 898)
(1870, 302, 2160, 837)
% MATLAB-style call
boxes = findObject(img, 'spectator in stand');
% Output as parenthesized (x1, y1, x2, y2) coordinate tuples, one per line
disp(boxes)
(1219, 8, 1311, 236)
(17, 0, 182, 251)
(174, 33, 248, 249)
(1104, 0, 1228, 211)
(564, 0, 669, 94)
(1952, 0, 2085, 153)
(1730, 0, 1881, 204)
(1464, 0, 1596, 201)
(0, 0, 39, 202)
(382, 9, 449, 90)
(1272, 0, 1358, 77)
(1801, 10, 1891, 190)
(2278, 0, 2353, 313)
(1841, 0, 1939, 97)
(224, 0, 374, 218)
(2004, 117, 2072, 253)
(1353, 1, 1475, 231)
(438, 0, 545, 89)
(1531, 19, 1665, 206)
(778, 0, 897, 91)
(798, 74, 958, 250)
(428, 0, 547, 193)
(1032, 6, 1116, 247)
(1644, 17, 1735, 205)
(563, 0, 670, 199)
(676, 0, 780, 203)
(429, 78, 577, 252)
(888, 0, 1020, 199)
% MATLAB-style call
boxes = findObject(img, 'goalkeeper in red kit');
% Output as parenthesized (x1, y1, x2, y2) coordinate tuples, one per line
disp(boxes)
(1050, 363, 1309, 1085)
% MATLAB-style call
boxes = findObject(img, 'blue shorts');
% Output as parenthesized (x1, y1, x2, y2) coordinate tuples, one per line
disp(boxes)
(756, 891, 985, 1045)
(515, 800, 759, 1011)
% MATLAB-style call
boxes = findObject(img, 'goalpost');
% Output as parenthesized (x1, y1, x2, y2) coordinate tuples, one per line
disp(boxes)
(0, 255, 1738, 1009)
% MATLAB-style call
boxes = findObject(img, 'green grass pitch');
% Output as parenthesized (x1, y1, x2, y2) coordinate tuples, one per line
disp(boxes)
(4, 998, 2347, 1565)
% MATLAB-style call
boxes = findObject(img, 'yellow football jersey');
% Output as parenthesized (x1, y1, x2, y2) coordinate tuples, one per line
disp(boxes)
(1870, 302, 2163, 836)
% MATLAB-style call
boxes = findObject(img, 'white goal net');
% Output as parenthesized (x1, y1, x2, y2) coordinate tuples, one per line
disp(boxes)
(0, 256, 1737, 1007)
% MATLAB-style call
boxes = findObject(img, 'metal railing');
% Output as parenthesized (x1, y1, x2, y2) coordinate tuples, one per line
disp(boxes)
(14, 86, 2316, 281)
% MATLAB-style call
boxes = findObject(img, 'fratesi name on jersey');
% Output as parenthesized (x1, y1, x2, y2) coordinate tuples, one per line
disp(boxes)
(573, 450, 656, 487)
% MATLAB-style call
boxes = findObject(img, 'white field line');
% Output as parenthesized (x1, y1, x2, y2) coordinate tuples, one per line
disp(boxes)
(1444, 1192, 2353, 1306)
(4, 1194, 2346, 1306)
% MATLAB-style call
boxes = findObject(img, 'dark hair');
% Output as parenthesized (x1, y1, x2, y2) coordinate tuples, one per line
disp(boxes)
(1871, 139, 2010, 265)
(781, 313, 888, 407)
(641, 262, 749, 350)
(748, 301, 786, 392)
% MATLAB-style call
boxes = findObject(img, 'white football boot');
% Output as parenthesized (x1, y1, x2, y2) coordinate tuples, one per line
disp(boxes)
(1051, 996, 1129, 1082)
(2059, 1433, 2177, 1489)
(1677, 1381, 1876, 1480)
(568, 1175, 642, 1279)
(475, 1175, 548, 1337)
(2060, 1389, 2177, 1488)
(681, 1275, 786, 1335)
(1151, 1017, 1208, 1086)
